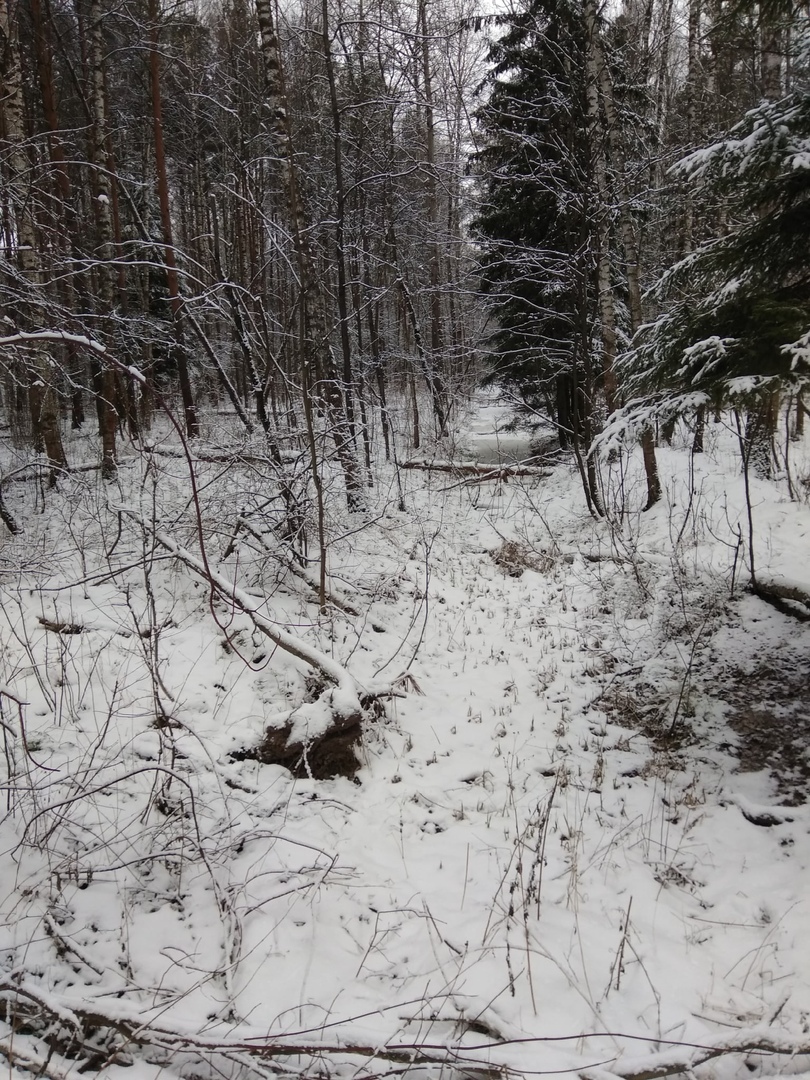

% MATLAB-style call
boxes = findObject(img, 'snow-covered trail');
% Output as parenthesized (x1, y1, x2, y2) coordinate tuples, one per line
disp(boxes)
(1, 410, 809, 1080)
(452, 396, 536, 464)
(212, 461, 810, 1074)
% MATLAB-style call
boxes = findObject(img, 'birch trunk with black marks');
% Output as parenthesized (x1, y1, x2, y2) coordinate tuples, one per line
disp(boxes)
(321, 0, 357, 444)
(87, 0, 118, 480)
(148, 0, 199, 440)
(584, 0, 618, 417)
(587, 0, 660, 508)
(748, 15, 784, 478)
(417, 0, 450, 436)
(682, 0, 701, 255)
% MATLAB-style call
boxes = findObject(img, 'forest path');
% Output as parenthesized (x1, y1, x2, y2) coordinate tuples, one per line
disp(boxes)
(1, 409, 809, 1080)
(455, 395, 535, 465)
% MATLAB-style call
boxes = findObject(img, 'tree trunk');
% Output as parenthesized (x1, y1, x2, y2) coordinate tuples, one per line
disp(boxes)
(254, 0, 364, 512)
(682, 0, 701, 254)
(321, 0, 356, 443)
(87, 0, 118, 479)
(760, 18, 783, 100)
(417, 0, 449, 437)
(747, 393, 778, 479)
(588, 0, 660, 508)
(692, 404, 705, 453)
(0, 0, 67, 479)
(652, 0, 675, 191)
(584, 0, 618, 416)
(148, 0, 198, 440)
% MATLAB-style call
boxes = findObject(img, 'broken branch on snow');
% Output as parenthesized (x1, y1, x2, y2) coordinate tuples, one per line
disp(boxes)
(403, 459, 550, 480)
(1, 977, 809, 1080)
(123, 513, 394, 778)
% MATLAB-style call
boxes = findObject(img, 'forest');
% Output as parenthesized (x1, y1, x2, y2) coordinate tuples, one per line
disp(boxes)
(1, 0, 810, 1075)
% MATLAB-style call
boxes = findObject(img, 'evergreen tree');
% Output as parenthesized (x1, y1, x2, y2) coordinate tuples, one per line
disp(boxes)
(620, 90, 810, 426)
(473, 0, 595, 451)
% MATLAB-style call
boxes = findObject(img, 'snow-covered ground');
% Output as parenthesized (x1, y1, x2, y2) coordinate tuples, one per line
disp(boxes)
(0, 401, 809, 1080)
(455, 398, 535, 463)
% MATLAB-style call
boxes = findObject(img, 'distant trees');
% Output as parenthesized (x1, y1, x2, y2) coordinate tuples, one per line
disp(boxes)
(473, 0, 593, 454)
(612, 0, 810, 481)
(473, 0, 810, 508)
(0, 0, 67, 478)
(623, 91, 810, 433)
(0, 0, 485, 511)
(4, 0, 806, 518)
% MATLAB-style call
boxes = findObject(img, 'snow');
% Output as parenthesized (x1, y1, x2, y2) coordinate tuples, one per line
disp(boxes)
(458, 398, 535, 462)
(1, 400, 810, 1080)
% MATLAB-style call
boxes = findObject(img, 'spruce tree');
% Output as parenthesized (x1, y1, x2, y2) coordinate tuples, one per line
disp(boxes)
(473, 0, 595, 451)
(621, 90, 810, 423)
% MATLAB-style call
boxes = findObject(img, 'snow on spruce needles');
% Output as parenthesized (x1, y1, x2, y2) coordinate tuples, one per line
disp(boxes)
(1, 402, 809, 1080)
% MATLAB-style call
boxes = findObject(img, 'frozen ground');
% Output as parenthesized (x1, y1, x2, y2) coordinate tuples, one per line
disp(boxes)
(0, 400, 809, 1080)
(454, 398, 535, 463)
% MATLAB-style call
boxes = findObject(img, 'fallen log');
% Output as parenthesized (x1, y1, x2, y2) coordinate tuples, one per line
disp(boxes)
(1, 460, 112, 487)
(2, 976, 810, 1080)
(751, 575, 810, 622)
(38, 617, 83, 635)
(146, 445, 301, 466)
(123, 512, 395, 778)
(402, 459, 550, 479)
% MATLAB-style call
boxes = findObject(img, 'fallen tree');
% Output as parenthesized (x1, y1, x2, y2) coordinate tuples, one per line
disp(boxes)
(1, 974, 809, 1080)
(402, 459, 550, 480)
(752, 574, 810, 621)
(123, 513, 397, 778)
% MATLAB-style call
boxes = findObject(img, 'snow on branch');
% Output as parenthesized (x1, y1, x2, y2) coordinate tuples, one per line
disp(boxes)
(671, 95, 808, 185)
(586, 1026, 810, 1080)
(591, 393, 710, 456)
(2, 975, 809, 1080)
(131, 516, 360, 699)
(121, 512, 399, 777)
(0, 330, 111, 361)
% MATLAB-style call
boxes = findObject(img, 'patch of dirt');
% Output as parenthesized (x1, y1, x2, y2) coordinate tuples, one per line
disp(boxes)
(720, 649, 810, 806)
(231, 706, 365, 779)
(599, 682, 694, 755)
(597, 606, 810, 803)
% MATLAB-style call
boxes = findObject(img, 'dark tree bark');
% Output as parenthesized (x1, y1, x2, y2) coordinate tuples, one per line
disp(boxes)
(148, 0, 199, 439)
(254, 0, 365, 513)
(0, 0, 67, 480)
